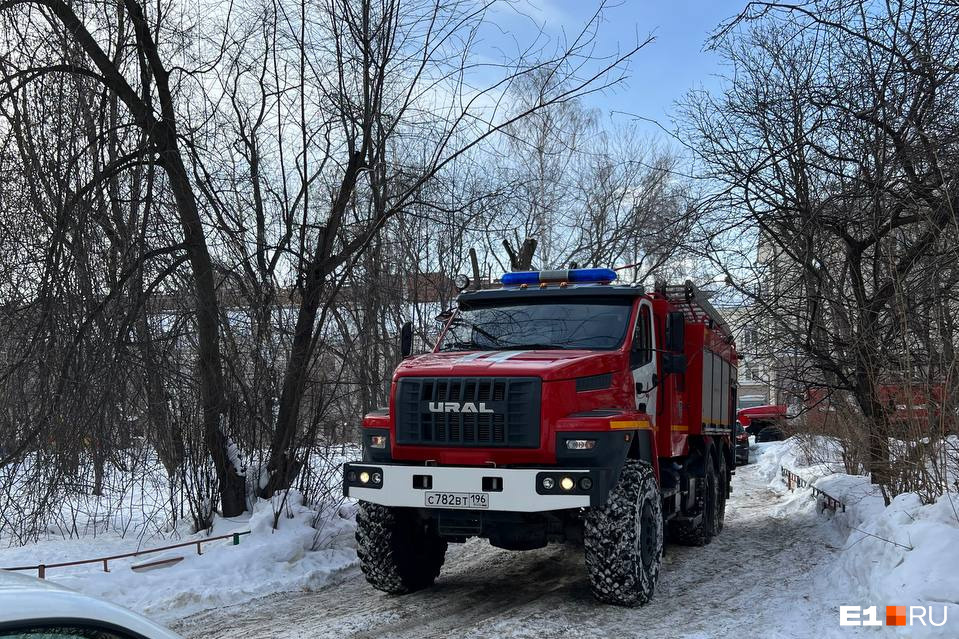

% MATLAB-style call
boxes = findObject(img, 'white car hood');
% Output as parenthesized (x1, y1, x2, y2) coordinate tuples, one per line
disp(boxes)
(0, 570, 181, 638)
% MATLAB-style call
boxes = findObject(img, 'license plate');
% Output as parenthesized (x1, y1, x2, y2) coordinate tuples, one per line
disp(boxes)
(424, 491, 489, 509)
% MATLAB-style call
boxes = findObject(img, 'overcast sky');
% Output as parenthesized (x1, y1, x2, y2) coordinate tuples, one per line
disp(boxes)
(484, 0, 746, 138)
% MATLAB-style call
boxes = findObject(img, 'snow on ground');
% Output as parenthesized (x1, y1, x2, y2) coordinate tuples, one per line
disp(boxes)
(0, 444, 360, 546)
(4, 440, 958, 636)
(169, 445, 874, 639)
(759, 437, 959, 632)
(0, 491, 358, 624)
(0, 446, 361, 624)
(0, 449, 182, 546)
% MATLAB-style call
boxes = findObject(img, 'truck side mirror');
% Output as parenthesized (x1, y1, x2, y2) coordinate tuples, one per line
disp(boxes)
(662, 353, 687, 374)
(666, 311, 685, 353)
(400, 321, 414, 358)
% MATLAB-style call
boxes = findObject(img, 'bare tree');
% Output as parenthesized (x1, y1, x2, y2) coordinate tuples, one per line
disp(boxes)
(0, 0, 651, 521)
(684, 0, 959, 500)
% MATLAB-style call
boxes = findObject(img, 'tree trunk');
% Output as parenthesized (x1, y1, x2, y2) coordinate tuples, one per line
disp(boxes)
(260, 262, 323, 497)
(157, 126, 246, 516)
(504, 238, 537, 270)
(260, 149, 367, 497)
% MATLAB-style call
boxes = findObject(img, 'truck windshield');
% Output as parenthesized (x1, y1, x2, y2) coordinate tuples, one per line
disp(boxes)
(439, 298, 633, 351)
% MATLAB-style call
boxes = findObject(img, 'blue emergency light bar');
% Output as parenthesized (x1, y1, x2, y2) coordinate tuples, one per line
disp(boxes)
(501, 268, 617, 286)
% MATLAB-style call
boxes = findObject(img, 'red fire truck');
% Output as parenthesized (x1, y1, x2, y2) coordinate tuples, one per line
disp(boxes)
(344, 270, 738, 606)
(805, 385, 955, 434)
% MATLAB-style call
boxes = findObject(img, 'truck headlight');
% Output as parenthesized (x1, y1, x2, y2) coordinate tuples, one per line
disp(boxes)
(345, 465, 383, 489)
(370, 435, 387, 449)
(565, 439, 596, 450)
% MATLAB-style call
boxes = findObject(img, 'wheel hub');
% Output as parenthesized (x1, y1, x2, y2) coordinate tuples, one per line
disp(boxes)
(639, 500, 657, 569)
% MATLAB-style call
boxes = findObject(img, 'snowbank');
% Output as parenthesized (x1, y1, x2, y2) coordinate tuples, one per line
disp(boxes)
(759, 437, 959, 631)
(838, 492, 959, 625)
(1, 492, 358, 624)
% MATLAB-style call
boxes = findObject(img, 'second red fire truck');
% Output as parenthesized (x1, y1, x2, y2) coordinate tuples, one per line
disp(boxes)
(344, 269, 738, 606)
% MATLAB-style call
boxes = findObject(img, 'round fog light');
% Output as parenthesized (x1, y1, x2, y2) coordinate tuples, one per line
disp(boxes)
(560, 477, 575, 491)
(359, 471, 370, 484)
(347, 471, 357, 482)
(542, 477, 555, 490)
(372, 472, 382, 484)
(579, 477, 593, 491)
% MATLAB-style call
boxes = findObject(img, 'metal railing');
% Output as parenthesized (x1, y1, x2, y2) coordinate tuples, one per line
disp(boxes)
(2, 530, 251, 579)
(781, 466, 846, 513)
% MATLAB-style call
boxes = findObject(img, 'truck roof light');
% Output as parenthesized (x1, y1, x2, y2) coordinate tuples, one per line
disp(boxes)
(568, 268, 616, 283)
(501, 268, 617, 287)
(501, 271, 540, 285)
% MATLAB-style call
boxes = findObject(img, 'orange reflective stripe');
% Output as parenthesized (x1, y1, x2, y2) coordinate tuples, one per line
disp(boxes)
(610, 420, 651, 430)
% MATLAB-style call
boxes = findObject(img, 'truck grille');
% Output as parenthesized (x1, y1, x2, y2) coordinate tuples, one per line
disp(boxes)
(395, 377, 541, 448)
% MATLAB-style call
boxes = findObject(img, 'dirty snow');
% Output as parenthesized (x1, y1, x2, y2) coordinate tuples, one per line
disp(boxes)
(4, 440, 958, 637)
(169, 445, 873, 638)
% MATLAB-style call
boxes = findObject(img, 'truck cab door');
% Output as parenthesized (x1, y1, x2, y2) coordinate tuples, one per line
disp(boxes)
(630, 299, 657, 424)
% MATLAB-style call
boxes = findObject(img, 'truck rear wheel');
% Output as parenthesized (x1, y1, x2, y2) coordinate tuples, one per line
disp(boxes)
(584, 460, 663, 607)
(670, 450, 719, 546)
(355, 501, 447, 594)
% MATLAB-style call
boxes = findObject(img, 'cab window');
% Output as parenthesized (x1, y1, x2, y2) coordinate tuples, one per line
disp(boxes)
(632, 304, 652, 366)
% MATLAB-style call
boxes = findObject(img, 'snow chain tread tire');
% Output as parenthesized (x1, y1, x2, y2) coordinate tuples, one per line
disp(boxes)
(355, 501, 447, 594)
(584, 459, 663, 607)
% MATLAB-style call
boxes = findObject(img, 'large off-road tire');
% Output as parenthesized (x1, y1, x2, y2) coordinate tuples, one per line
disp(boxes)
(584, 460, 663, 607)
(670, 450, 719, 546)
(355, 502, 447, 594)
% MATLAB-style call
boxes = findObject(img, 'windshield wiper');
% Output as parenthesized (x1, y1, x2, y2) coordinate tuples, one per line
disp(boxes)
(439, 341, 478, 352)
(486, 343, 569, 351)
